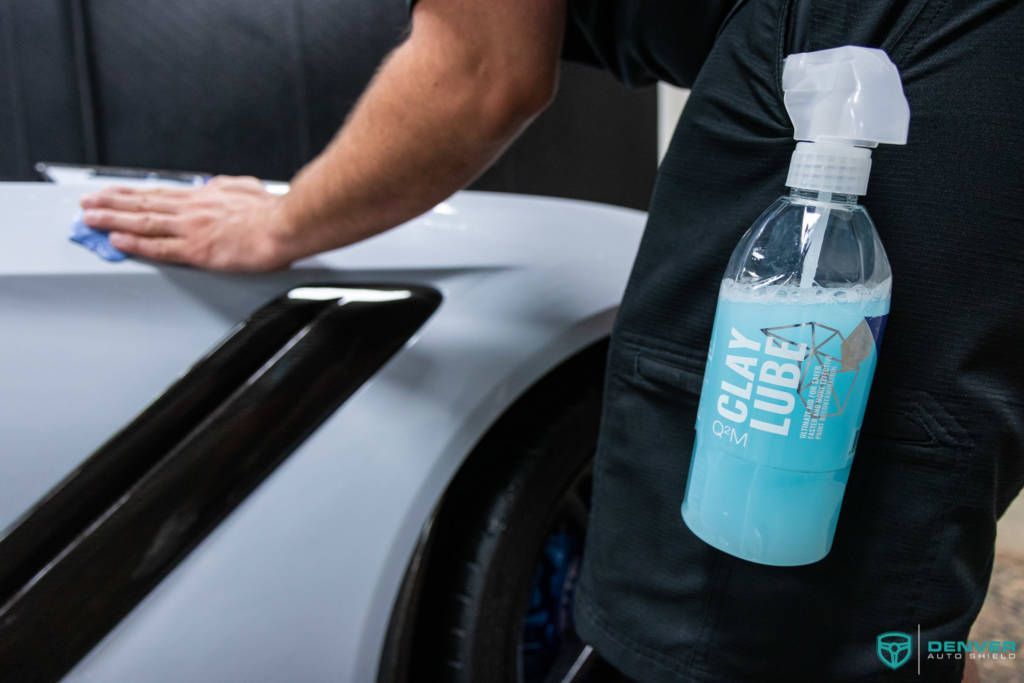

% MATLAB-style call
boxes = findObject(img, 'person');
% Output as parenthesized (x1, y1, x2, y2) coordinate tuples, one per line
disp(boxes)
(80, 1, 1021, 681)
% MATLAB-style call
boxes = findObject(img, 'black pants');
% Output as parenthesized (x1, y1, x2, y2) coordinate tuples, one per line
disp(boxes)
(565, 1, 1024, 681)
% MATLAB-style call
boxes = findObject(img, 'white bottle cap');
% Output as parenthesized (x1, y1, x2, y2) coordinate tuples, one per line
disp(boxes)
(782, 46, 909, 195)
(786, 141, 873, 195)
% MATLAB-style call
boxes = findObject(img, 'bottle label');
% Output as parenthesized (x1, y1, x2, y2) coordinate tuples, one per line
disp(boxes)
(694, 291, 889, 472)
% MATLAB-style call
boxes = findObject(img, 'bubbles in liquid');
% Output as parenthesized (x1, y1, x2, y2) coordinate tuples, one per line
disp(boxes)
(720, 278, 891, 305)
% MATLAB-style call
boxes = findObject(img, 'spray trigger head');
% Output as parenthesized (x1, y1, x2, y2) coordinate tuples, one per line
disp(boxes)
(783, 46, 909, 148)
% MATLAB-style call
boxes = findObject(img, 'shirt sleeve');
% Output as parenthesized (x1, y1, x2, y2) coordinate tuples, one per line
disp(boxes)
(406, 0, 732, 89)
(562, 0, 735, 88)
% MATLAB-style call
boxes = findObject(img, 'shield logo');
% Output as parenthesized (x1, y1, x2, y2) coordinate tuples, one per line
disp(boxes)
(876, 631, 913, 670)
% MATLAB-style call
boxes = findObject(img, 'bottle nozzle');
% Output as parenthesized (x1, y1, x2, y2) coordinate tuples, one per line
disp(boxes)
(783, 46, 909, 195)
(783, 46, 909, 147)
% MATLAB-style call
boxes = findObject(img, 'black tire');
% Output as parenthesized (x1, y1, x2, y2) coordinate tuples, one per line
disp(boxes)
(410, 350, 604, 683)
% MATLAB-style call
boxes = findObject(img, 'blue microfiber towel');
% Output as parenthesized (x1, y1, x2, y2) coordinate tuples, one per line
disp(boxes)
(69, 214, 127, 262)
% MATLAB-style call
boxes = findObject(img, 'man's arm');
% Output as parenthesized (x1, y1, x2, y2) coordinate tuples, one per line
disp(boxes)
(79, 0, 567, 271)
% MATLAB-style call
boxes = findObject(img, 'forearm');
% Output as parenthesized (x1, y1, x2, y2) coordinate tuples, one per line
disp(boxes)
(77, 0, 566, 272)
(276, 4, 565, 261)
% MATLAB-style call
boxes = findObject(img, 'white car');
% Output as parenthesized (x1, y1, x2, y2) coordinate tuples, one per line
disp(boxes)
(0, 168, 644, 683)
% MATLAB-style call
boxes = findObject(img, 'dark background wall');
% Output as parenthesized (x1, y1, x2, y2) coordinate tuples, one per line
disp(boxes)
(0, 0, 656, 210)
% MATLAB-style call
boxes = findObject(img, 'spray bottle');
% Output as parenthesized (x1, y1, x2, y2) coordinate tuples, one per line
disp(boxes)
(681, 46, 910, 566)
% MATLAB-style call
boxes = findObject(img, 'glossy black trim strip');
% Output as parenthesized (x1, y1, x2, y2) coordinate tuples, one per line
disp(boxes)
(0, 285, 440, 682)
(0, 295, 325, 605)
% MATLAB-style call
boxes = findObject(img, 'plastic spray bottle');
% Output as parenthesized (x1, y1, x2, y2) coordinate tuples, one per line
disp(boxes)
(681, 46, 910, 566)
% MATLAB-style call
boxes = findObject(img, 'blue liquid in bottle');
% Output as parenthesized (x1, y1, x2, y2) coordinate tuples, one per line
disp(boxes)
(681, 189, 892, 565)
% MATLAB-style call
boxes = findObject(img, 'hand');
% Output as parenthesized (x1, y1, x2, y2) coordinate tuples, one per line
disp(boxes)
(80, 176, 296, 272)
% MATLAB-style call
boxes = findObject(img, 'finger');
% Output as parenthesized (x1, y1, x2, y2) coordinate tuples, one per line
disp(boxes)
(79, 192, 184, 214)
(109, 233, 190, 264)
(81, 185, 192, 204)
(82, 209, 182, 236)
(207, 175, 264, 192)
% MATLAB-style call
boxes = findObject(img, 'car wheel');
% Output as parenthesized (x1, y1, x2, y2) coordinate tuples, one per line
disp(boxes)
(411, 364, 603, 683)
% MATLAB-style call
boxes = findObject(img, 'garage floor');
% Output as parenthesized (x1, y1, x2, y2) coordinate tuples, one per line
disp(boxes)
(969, 496, 1024, 683)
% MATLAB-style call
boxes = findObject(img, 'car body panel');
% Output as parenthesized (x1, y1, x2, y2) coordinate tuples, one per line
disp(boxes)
(0, 182, 644, 682)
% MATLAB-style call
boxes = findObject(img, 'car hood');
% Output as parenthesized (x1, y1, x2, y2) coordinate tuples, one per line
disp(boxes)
(0, 182, 644, 535)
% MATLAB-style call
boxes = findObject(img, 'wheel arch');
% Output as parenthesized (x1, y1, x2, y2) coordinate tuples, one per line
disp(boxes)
(377, 338, 610, 683)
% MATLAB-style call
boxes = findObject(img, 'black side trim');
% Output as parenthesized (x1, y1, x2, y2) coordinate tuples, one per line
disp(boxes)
(0, 284, 441, 683)
(0, 295, 325, 604)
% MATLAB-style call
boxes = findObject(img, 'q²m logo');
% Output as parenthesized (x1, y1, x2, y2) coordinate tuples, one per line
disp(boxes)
(877, 631, 913, 670)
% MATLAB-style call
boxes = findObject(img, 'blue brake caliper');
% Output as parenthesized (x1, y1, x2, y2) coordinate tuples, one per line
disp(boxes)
(521, 527, 582, 681)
